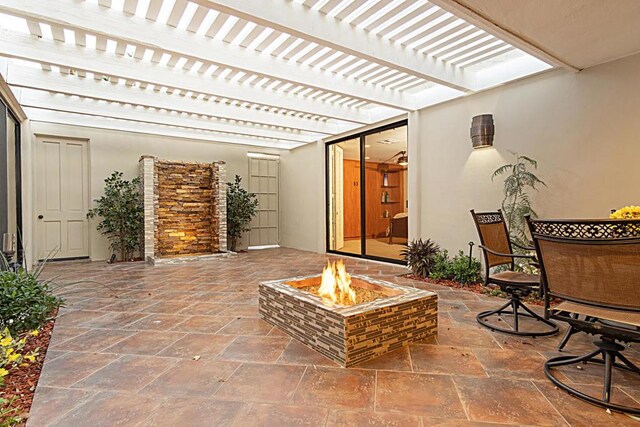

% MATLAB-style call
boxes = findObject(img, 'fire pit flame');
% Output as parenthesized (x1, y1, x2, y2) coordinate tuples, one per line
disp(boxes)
(318, 260, 357, 305)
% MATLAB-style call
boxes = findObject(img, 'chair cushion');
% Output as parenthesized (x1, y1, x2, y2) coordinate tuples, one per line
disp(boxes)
(488, 271, 539, 286)
(553, 301, 640, 328)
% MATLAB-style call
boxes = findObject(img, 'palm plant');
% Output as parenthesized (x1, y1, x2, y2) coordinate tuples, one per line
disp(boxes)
(492, 151, 546, 247)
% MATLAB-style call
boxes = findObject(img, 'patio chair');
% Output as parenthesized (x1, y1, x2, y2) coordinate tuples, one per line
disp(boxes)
(527, 216, 640, 414)
(470, 210, 558, 336)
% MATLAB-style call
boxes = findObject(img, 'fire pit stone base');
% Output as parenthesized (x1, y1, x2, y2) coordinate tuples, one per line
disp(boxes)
(259, 274, 437, 367)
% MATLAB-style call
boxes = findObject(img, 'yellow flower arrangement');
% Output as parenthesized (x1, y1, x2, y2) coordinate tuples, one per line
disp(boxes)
(610, 206, 640, 220)
(1, 327, 39, 385)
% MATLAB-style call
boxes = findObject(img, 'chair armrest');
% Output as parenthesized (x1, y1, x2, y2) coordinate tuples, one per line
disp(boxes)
(478, 245, 536, 260)
(510, 240, 535, 251)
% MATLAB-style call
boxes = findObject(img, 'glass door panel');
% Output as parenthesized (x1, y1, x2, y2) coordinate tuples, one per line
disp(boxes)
(328, 137, 361, 255)
(364, 126, 408, 261)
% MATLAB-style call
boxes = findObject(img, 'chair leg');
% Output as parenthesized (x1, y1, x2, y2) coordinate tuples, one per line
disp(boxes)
(557, 325, 579, 351)
(545, 338, 640, 414)
(476, 294, 558, 337)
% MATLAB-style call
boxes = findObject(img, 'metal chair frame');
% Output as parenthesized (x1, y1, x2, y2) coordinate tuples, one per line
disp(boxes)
(470, 210, 558, 337)
(528, 216, 640, 414)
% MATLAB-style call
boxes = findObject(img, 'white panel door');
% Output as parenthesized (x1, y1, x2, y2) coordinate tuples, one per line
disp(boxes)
(36, 137, 90, 260)
(249, 156, 279, 247)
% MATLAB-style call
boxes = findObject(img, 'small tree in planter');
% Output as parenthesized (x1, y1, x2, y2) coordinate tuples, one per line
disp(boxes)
(226, 175, 258, 252)
(87, 171, 144, 261)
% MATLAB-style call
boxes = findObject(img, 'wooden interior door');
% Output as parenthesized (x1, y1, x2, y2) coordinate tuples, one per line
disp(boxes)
(36, 137, 89, 260)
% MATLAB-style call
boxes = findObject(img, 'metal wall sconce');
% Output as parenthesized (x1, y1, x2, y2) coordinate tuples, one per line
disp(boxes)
(471, 114, 494, 149)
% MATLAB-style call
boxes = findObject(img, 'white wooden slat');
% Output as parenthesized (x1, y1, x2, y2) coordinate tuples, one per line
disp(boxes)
(362, 0, 413, 32)
(26, 20, 42, 36)
(281, 40, 312, 61)
(449, 41, 508, 65)
(347, 0, 386, 27)
(98, 0, 112, 7)
(133, 45, 145, 60)
(74, 30, 87, 47)
(123, 0, 138, 15)
(254, 30, 282, 52)
(150, 50, 164, 63)
(167, 0, 188, 27)
(458, 45, 514, 68)
(430, 32, 488, 58)
(145, 0, 164, 21)
(238, 24, 266, 48)
(295, 45, 325, 64)
(318, 0, 343, 15)
(205, 12, 231, 38)
(186, 5, 208, 32)
(222, 19, 248, 44)
(413, 23, 472, 53)
(50, 24, 65, 42)
(115, 41, 127, 56)
(334, 0, 368, 20)
(401, 15, 458, 48)
(437, 35, 495, 61)
(95, 35, 108, 51)
(388, 9, 447, 43)
(376, 3, 435, 38)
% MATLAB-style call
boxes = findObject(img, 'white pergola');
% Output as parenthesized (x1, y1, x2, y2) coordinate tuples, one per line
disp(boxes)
(0, 0, 565, 149)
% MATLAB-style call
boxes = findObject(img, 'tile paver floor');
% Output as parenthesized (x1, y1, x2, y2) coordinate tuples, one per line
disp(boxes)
(30, 248, 640, 426)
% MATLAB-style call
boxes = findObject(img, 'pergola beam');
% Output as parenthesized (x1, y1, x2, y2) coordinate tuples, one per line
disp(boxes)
(0, 30, 371, 124)
(0, 0, 413, 111)
(25, 107, 302, 150)
(194, 0, 475, 91)
(6, 64, 337, 136)
(16, 87, 319, 144)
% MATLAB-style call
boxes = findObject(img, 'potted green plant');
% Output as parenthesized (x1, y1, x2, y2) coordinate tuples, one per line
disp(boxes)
(87, 171, 144, 262)
(226, 175, 258, 252)
(492, 151, 546, 248)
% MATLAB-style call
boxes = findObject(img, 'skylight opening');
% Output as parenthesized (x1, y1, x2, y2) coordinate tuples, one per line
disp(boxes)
(158, 53, 172, 66)
(457, 45, 514, 68)
(62, 29, 76, 45)
(177, 2, 199, 30)
(125, 44, 136, 57)
(40, 23, 54, 40)
(142, 48, 154, 62)
(196, 10, 219, 36)
(134, 0, 151, 18)
(0, 13, 29, 34)
(111, 0, 125, 12)
(106, 39, 118, 54)
(156, 0, 177, 25)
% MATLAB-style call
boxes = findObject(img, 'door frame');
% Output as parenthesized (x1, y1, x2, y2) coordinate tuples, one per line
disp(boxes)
(325, 119, 408, 265)
(34, 134, 91, 261)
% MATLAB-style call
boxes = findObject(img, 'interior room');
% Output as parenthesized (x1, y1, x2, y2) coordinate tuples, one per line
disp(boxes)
(1, 0, 640, 425)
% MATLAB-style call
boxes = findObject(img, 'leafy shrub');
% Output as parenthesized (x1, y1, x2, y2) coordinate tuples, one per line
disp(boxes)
(428, 250, 482, 285)
(226, 175, 258, 252)
(87, 171, 144, 261)
(402, 239, 440, 278)
(0, 270, 63, 336)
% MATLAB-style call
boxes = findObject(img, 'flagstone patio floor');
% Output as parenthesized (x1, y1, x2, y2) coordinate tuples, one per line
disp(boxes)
(29, 248, 640, 426)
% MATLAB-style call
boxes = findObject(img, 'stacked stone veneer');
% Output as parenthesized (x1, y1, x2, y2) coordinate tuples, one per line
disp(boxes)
(139, 156, 227, 263)
(259, 275, 438, 367)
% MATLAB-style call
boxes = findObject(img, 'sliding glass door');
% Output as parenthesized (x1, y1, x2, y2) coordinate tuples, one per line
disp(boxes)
(326, 121, 408, 263)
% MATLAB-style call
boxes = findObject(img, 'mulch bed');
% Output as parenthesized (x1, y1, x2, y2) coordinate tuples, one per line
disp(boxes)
(406, 274, 560, 306)
(1, 310, 57, 426)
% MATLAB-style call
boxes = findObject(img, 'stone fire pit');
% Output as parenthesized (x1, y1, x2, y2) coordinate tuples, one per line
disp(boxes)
(259, 274, 437, 367)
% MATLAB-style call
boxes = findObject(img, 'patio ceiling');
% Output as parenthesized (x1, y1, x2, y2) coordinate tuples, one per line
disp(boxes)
(0, 0, 554, 149)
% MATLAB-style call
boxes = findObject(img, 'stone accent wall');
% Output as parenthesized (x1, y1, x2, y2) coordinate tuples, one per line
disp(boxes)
(139, 156, 226, 263)
(259, 275, 438, 367)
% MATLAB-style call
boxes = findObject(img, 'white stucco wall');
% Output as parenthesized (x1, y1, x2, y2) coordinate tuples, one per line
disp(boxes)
(25, 122, 285, 261)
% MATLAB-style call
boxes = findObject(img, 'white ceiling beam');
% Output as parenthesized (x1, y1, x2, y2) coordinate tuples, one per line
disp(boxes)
(16, 87, 314, 143)
(0, 30, 371, 124)
(429, 0, 578, 72)
(25, 107, 303, 149)
(192, 0, 475, 91)
(6, 64, 338, 135)
(0, 0, 413, 111)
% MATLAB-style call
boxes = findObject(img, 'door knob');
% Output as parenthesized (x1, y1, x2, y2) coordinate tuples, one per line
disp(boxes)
(38, 215, 44, 219)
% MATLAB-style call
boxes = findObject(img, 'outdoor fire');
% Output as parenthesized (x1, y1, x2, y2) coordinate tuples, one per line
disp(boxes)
(290, 259, 391, 306)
